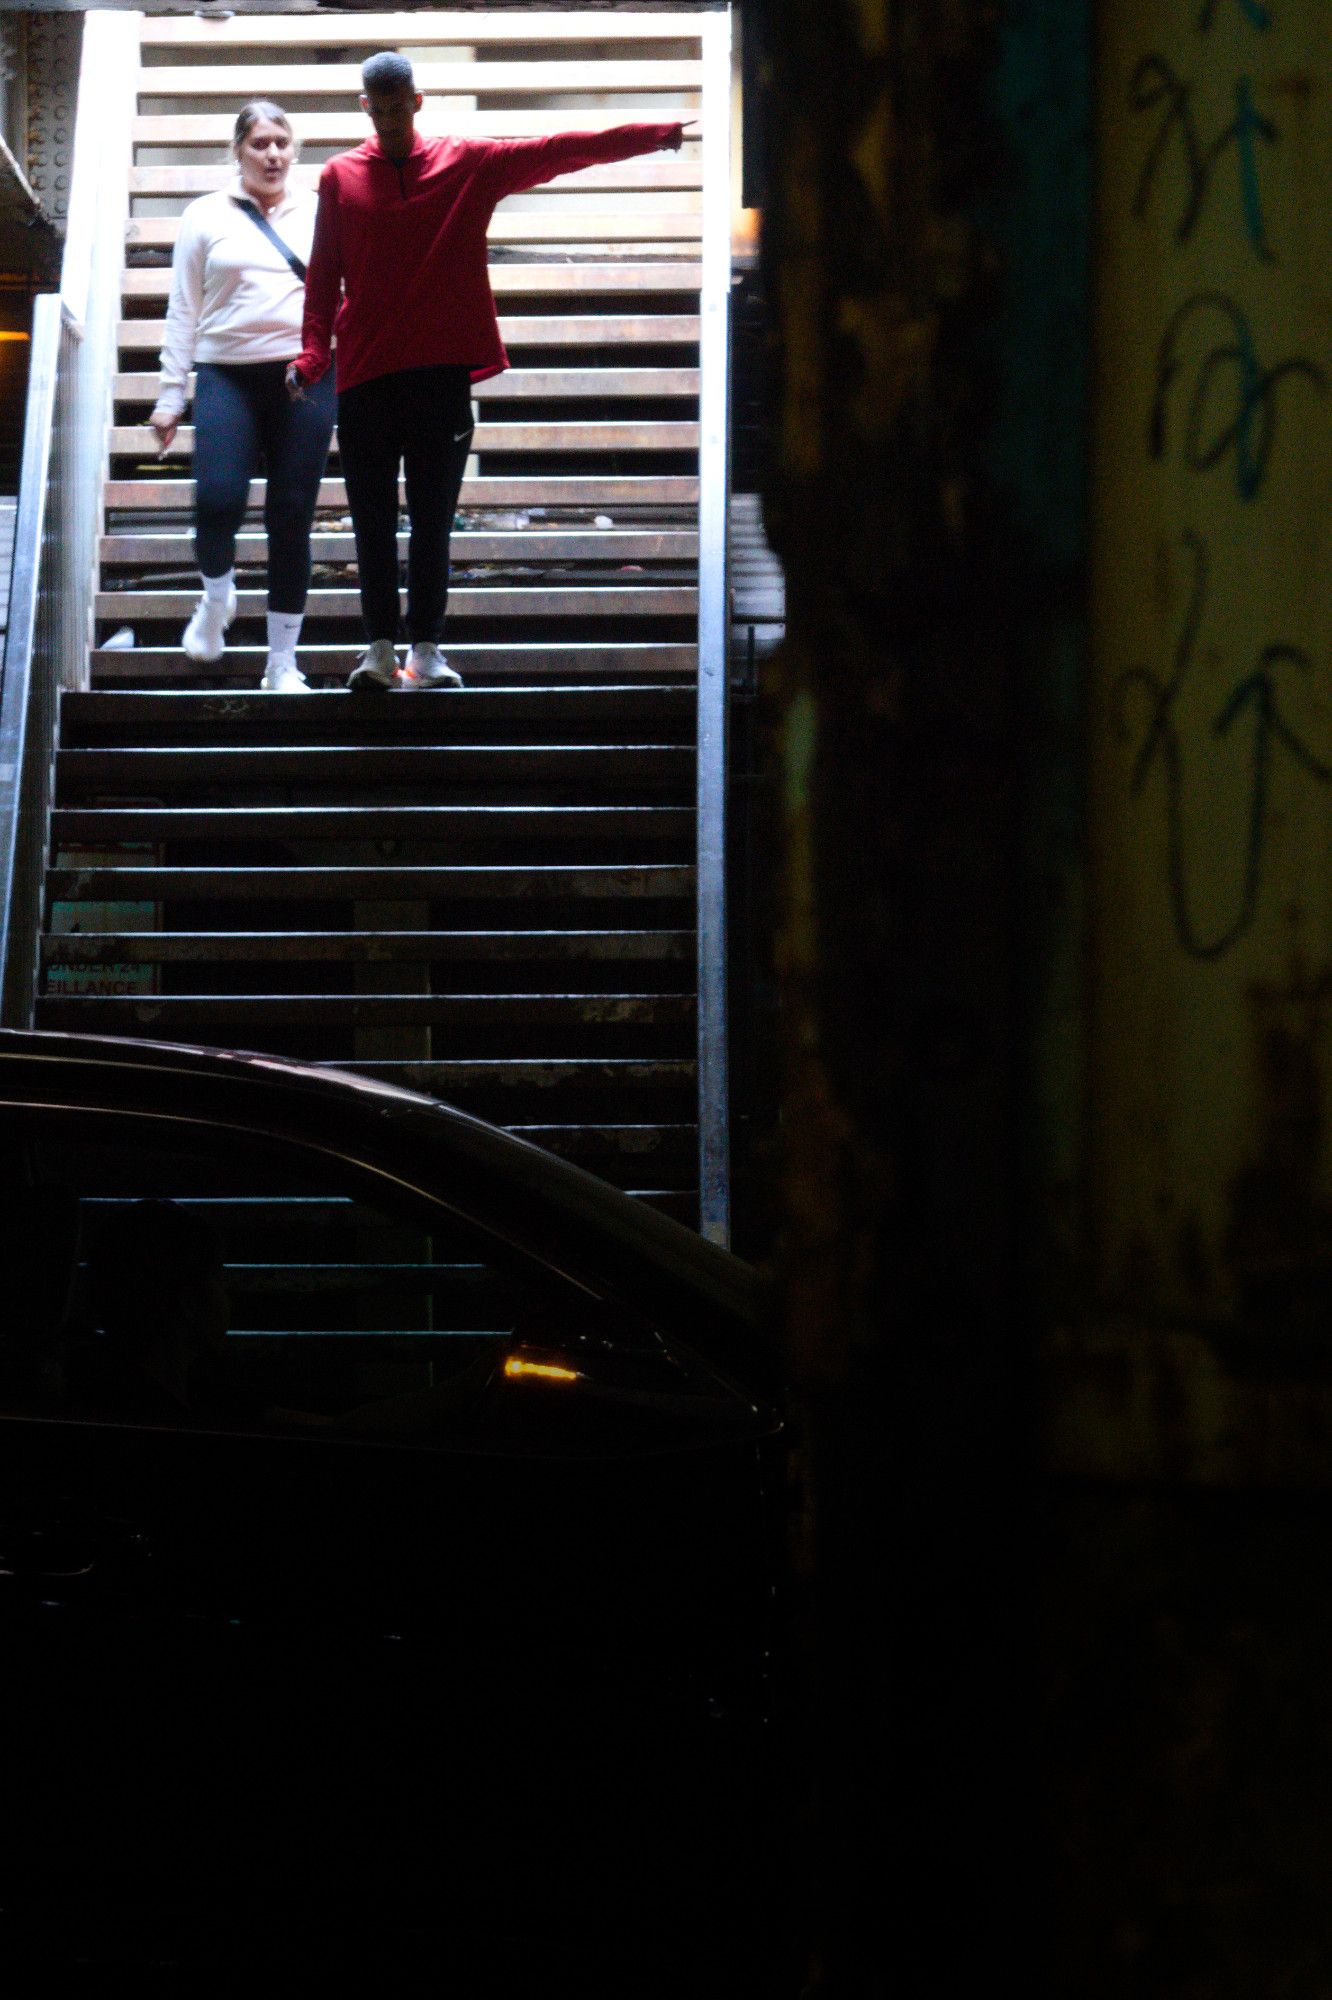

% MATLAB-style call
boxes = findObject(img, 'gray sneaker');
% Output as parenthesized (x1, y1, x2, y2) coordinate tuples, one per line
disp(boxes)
(401, 642, 464, 689)
(347, 639, 399, 692)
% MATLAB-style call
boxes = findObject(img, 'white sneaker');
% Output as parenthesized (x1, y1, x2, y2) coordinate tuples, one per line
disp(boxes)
(182, 583, 237, 663)
(347, 639, 400, 692)
(260, 656, 311, 692)
(401, 642, 463, 690)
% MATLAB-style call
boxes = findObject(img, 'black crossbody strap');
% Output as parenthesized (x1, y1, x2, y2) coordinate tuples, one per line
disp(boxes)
(235, 198, 307, 281)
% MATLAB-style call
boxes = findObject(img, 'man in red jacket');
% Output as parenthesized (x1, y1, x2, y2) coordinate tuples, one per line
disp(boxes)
(288, 50, 686, 692)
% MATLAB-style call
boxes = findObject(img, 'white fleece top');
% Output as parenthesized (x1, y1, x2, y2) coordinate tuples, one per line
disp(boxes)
(153, 177, 318, 419)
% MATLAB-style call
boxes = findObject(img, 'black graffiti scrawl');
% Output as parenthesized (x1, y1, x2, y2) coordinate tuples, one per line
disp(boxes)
(1117, 533, 1332, 959)
(1121, 0, 1330, 957)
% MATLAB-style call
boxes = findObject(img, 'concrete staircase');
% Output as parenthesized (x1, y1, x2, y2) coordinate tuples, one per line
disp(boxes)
(31, 7, 726, 1231)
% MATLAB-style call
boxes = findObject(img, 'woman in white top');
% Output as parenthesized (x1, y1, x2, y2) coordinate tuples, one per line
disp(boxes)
(149, 101, 335, 691)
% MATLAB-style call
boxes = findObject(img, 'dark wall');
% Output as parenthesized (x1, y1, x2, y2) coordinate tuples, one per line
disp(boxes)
(755, 1, 1332, 1993)
(752, 0, 1060, 1986)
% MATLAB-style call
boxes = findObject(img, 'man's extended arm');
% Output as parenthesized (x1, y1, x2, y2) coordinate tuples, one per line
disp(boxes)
(289, 168, 342, 387)
(480, 121, 685, 205)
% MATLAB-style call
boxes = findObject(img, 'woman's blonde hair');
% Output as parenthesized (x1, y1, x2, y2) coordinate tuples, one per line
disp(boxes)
(232, 100, 296, 157)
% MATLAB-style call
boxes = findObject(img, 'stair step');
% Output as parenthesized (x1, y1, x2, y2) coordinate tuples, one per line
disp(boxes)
(102, 475, 700, 508)
(90, 1186, 697, 1225)
(631, 1190, 696, 1220)
(132, 114, 703, 157)
(42, 931, 694, 967)
(88, 646, 698, 682)
(86, 1179, 675, 1214)
(97, 586, 699, 621)
(50, 805, 692, 842)
(222, 1262, 493, 1300)
(121, 261, 702, 297)
(84, 1184, 697, 1223)
(45, 864, 696, 903)
(111, 426, 701, 466)
(140, 14, 706, 50)
(138, 57, 703, 98)
(61, 687, 696, 739)
(116, 312, 701, 352)
(507, 1123, 696, 1160)
(36, 993, 694, 1028)
(57, 744, 692, 795)
(100, 528, 699, 565)
(128, 218, 701, 254)
(113, 368, 699, 402)
(312, 1059, 696, 1092)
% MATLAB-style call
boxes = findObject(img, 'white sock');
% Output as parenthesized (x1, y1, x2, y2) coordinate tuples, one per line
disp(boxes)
(203, 570, 234, 603)
(267, 609, 303, 659)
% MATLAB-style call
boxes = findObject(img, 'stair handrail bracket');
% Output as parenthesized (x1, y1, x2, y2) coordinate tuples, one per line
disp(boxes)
(0, 12, 140, 1024)
(696, 8, 734, 1246)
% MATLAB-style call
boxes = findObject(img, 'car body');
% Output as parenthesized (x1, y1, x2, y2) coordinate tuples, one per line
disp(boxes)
(0, 1029, 787, 1987)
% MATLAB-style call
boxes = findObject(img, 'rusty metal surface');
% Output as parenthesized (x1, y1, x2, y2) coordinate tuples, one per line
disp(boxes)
(756, 0, 1025, 1990)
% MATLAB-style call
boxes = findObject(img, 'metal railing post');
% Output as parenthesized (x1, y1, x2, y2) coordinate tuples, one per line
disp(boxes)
(0, 9, 139, 1018)
(696, 7, 734, 1245)
(62, 9, 141, 690)
(0, 293, 64, 1025)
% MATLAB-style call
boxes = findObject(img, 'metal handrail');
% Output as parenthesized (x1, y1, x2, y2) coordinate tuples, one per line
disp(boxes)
(0, 293, 68, 1024)
(0, 11, 139, 1025)
(696, 8, 733, 1246)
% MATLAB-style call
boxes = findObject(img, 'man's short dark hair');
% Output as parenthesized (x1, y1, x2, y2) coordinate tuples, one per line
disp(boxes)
(362, 51, 415, 96)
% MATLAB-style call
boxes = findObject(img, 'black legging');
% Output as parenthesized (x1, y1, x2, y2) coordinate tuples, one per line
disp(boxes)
(193, 359, 336, 614)
(336, 363, 475, 644)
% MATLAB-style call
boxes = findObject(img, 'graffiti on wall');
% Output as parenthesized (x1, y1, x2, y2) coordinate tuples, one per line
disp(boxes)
(1090, 0, 1332, 1314)
(1114, 3, 1327, 959)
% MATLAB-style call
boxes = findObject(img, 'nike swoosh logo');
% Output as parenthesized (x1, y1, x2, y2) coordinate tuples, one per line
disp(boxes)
(454, 429, 473, 442)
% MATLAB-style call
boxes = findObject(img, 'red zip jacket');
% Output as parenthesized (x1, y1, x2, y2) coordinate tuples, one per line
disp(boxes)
(294, 122, 685, 394)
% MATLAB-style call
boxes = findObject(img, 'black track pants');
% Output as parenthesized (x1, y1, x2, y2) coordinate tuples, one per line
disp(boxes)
(336, 363, 475, 644)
